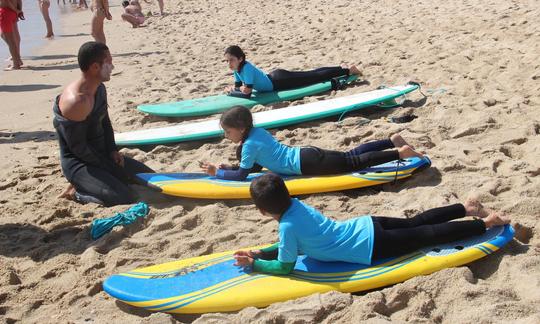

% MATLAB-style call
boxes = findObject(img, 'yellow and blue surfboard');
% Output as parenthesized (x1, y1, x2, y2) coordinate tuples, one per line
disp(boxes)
(103, 225, 514, 314)
(137, 157, 431, 199)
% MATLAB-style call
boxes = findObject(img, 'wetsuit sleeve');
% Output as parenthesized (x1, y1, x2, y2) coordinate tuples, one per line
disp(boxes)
(259, 242, 279, 260)
(239, 141, 259, 170)
(242, 64, 255, 88)
(215, 167, 250, 181)
(102, 112, 118, 154)
(233, 71, 243, 88)
(58, 121, 126, 179)
(278, 223, 299, 263)
(252, 259, 295, 275)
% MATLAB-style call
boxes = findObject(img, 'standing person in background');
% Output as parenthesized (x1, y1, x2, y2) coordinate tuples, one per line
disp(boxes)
(77, 0, 88, 9)
(38, 0, 54, 38)
(90, 0, 111, 44)
(143, 0, 163, 16)
(0, 0, 22, 70)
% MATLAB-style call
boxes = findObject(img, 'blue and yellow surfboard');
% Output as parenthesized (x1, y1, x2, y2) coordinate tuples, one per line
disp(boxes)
(137, 157, 431, 199)
(103, 225, 514, 314)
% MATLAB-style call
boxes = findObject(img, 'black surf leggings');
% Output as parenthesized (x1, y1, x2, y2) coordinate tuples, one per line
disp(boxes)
(371, 204, 486, 259)
(300, 139, 399, 175)
(70, 157, 154, 207)
(267, 66, 349, 91)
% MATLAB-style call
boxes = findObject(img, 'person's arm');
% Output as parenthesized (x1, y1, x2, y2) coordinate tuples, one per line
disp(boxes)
(215, 167, 250, 181)
(59, 121, 126, 179)
(253, 259, 295, 275)
(240, 65, 254, 94)
(102, 109, 119, 157)
(233, 71, 242, 89)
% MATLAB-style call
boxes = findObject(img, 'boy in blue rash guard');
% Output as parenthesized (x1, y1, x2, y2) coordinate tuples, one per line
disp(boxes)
(232, 173, 510, 275)
(223, 45, 362, 98)
(199, 106, 424, 181)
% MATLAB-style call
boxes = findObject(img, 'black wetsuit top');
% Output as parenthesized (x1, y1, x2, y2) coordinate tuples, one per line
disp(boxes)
(53, 83, 128, 183)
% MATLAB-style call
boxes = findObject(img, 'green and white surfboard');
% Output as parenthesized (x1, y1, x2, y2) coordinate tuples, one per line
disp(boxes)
(115, 83, 419, 146)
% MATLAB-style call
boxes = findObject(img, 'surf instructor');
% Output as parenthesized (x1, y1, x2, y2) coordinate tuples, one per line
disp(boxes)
(54, 41, 155, 206)
(224, 45, 362, 98)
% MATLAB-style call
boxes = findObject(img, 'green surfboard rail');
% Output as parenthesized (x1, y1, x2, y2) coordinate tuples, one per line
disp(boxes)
(137, 75, 358, 117)
(116, 84, 420, 146)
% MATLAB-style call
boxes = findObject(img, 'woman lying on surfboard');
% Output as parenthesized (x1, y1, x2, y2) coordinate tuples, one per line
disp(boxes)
(223, 45, 362, 98)
(232, 173, 510, 274)
(199, 106, 424, 180)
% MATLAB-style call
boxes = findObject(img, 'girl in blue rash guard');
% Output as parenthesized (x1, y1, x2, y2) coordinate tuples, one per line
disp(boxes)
(199, 106, 425, 181)
(223, 45, 362, 98)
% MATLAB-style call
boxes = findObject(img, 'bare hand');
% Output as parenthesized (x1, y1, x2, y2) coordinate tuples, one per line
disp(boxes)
(224, 86, 234, 94)
(199, 160, 217, 176)
(234, 250, 259, 258)
(111, 151, 125, 167)
(233, 255, 254, 267)
(239, 86, 252, 94)
(106, 11, 113, 20)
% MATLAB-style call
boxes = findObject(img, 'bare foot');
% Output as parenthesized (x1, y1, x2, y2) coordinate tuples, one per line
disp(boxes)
(390, 133, 414, 149)
(58, 184, 76, 200)
(4, 64, 21, 71)
(464, 197, 490, 218)
(398, 145, 424, 159)
(348, 64, 362, 76)
(484, 212, 510, 228)
(45, 34, 54, 39)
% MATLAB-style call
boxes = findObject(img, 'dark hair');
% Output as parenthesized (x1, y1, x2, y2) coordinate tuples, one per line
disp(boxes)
(122, 0, 129, 7)
(250, 173, 292, 215)
(220, 106, 254, 161)
(78, 41, 109, 72)
(224, 45, 246, 70)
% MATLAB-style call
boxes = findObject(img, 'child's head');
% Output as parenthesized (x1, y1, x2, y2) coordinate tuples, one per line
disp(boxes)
(220, 106, 253, 143)
(224, 45, 246, 71)
(250, 173, 292, 217)
(122, 0, 129, 7)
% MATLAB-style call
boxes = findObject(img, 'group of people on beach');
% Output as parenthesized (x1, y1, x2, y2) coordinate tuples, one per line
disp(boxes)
(52, 41, 510, 275)
(0, 0, 163, 70)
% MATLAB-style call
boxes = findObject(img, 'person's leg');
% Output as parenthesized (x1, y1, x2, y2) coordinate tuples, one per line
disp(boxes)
(12, 19, 21, 66)
(371, 218, 487, 259)
(372, 204, 468, 230)
(157, 0, 164, 15)
(347, 139, 395, 156)
(91, 10, 106, 44)
(122, 156, 155, 184)
(1, 32, 21, 70)
(121, 13, 141, 27)
(39, 0, 54, 38)
(300, 147, 349, 175)
(70, 164, 138, 206)
(269, 66, 350, 91)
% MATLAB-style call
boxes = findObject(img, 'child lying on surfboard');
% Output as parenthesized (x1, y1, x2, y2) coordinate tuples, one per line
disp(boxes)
(200, 106, 424, 181)
(223, 45, 362, 98)
(232, 173, 510, 274)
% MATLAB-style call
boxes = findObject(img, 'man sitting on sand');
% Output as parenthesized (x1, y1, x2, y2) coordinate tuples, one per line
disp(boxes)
(121, 0, 145, 28)
(0, 0, 22, 70)
(54, 42, 155, 206)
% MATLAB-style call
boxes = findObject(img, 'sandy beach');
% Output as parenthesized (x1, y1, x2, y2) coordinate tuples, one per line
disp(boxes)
(0, 0, 539, 323)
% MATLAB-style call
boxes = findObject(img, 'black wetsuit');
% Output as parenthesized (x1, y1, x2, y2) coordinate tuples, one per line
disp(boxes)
(267, 66, 350, 91)
(53, 84, 154, 206)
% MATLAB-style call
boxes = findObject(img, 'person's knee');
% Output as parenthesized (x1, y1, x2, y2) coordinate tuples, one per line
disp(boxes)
(102, 186, 137, 207)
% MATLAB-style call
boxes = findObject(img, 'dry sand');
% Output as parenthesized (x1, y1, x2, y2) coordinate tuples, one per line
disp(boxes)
(1, 0, 539, 323)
